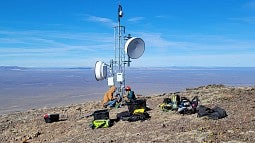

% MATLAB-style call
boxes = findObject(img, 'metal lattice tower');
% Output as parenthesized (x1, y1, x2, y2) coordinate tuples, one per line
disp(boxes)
(94, 4, 144, 97)
(111, 5, 127, 96)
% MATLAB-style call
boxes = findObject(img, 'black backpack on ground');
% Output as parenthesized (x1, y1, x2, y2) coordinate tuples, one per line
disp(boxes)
(180, 97, 191, 107)
(116, 111, 131, 121)
(178, 107, 196, 115)
(191, 96, 199, 108)
(90, 109, 113, 129)
(117, 99, 150, 122)
(197, 105, 227, 120)
(178, 97, 196, 115)
(127, 99, 146, 114)
(197, 105, 211, 117)
(128, 112, 150, 122)
(163, 98, 172, 104)
(116, 111, 151, 122)
(209, 106, 228, 119)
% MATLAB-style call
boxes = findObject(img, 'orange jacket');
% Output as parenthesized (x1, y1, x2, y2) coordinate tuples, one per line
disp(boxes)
(102, 86, 116, 105)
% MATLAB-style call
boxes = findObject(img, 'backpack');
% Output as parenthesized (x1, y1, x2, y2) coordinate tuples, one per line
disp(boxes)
(159, 98, 173, 111)
(171, 94, 180, 110)
(159, 103, 172, 111)
(93, 109, 109, 120)
(180, 97, 191, 108)
(191, 96, 199, 108)
(127, 112, 150, 122)
(127, 99, 146, 115)
(133, 108, 145, 114)
(163, 98, 172, 104)
(90, 109, 112, 129)
(178, 106, 196, 115)
(197, 105, 228, 120)
(117, 110, 151, 122)
(116, 111, 131, 121)
(196, 105, 212, 117)
(208, 106, 228, 119)
(177, 97, 197, 115)
(44, 114, 59, 123)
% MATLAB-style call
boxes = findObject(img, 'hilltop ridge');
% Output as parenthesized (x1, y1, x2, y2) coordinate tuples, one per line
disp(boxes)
(0, 84, 255, 142)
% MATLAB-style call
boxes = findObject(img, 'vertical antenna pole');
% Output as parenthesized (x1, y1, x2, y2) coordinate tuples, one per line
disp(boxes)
(118, 5, 121, 72)
(114, 4, 125, 96)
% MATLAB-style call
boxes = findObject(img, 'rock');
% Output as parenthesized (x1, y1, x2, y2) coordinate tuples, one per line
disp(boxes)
(34, 131, 41, 138)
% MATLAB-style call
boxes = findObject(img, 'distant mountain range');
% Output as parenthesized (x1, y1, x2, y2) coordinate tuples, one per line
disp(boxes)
(0, 66, 27, 70)
(0, 66, 92, 70)
(0, 66, 254, 71)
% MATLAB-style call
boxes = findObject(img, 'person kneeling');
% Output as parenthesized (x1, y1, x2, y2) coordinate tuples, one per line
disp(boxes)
(123, 86, 136, 103)
(102, 86, 118, 108)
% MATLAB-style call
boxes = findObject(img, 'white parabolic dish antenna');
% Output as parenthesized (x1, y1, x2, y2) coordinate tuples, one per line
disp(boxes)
(94, 61, 107, 81)
(125, 37, 145, 59)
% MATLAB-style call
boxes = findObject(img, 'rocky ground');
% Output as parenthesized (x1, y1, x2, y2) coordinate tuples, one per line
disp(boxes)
(0, 84, 255, 143)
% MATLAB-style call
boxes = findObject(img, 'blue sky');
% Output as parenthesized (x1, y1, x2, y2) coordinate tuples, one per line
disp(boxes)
(0, 0, 255, 67)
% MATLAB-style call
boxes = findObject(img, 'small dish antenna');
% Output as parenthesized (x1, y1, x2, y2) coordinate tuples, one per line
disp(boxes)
(94, 61, 107, 81)
(125, 37, 145, 59)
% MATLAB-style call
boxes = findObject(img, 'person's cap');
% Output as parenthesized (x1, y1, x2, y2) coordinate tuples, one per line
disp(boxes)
(125, 86, 131, 91)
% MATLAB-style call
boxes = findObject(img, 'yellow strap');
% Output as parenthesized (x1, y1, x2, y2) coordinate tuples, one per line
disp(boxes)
(133, 108, 145, 114)
(173, 95, 176, 102)
(159, 103, 166, 107)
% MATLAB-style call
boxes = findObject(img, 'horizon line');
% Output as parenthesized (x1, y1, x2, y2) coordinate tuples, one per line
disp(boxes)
(1, 65, 255, 69)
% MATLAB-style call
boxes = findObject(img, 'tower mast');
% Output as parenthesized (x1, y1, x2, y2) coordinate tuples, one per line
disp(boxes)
(113, 4, 126, 96)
